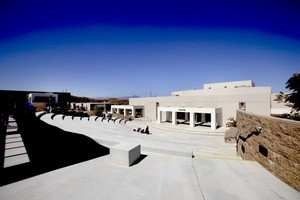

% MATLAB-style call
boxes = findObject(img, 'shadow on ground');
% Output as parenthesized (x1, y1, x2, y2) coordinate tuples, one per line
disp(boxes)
(131, 154, 148, 166)
(0, 111, 109, 186)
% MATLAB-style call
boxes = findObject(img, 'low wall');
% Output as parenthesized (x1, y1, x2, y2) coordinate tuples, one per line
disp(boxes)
(236, 110, 300, 191)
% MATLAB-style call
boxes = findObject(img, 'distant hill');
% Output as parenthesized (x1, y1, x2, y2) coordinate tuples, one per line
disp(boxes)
(92, 95, 140, 100)
(71, 96, 101, 102)
(118, 95, 140, 100)
(71, 96, 131, 104)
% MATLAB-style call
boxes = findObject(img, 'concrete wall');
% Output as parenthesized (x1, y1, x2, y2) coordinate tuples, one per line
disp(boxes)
(144, 101, 158, 120)
(130, 93, 271, 126)
(172, 86, 271, 96)
(236, 110, 300, 191)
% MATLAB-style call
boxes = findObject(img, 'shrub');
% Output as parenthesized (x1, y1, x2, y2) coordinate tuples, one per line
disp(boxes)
(226, 117, 237, 127)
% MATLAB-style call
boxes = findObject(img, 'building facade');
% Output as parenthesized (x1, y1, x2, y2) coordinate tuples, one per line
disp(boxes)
(70, 102, 115, 112)
(127, 80, 290, 129)
(29, 93, 59, 104)
(0, 90, 71, 114)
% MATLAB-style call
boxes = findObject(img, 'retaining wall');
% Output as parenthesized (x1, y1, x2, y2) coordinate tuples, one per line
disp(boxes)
(236, 110, 300, 191)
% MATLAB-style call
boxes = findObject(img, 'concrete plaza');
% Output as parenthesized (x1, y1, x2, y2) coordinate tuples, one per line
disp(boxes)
(0, 113, 299, 200)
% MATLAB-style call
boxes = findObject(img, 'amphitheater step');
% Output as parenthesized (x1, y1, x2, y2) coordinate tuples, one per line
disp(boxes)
(193, 147, 242, 160)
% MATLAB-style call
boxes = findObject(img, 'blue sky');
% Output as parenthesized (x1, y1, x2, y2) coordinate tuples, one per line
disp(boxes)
(0, 0, 299, 97)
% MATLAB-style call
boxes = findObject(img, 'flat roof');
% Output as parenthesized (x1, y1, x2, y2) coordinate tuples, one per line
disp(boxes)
(158, 106, 222, 113)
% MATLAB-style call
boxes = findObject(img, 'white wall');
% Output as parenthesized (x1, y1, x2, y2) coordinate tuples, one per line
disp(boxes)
(172, 86, 271, 96)
(130, 92, 271, 126)
(129, 81, 294, 127)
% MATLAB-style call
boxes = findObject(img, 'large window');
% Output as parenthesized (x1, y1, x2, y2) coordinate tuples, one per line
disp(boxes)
(33, 96, 55, 103)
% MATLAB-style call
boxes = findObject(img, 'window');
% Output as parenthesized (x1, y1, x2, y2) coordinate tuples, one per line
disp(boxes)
(259, 145, 268, 157)
(241, 145, 245, 153)
(239, 102, 246, 111)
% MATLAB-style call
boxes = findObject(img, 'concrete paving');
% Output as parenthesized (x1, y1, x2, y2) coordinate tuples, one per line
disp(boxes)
(4, 153, 30, 168)
(3, 118, 30, 168)
(0, 155, 203, 200)
(193, 158, 299, 200)
(39, 113, 236, 158)
(0, 112, 298, 200)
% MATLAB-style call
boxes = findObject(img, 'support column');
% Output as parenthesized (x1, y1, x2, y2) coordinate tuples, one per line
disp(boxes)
(157, 110, 162, 123)
(201, 113, 205, 123)
(124, 109, 127, 116)
(172, 111, 177, 125)
(117, 108, 120, 115)
(132, 108, 136, 118)
(211, 110, 216, 130)
(184, 112, 189, 121)
(190, 112, 195, 127)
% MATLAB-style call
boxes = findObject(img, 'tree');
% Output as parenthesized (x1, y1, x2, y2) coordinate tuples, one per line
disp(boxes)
(285, 73, 300, 111)
(274, 91, 287, 104)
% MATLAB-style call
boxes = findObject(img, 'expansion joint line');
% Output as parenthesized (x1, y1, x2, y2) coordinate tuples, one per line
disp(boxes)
(191, 158, 206, 200)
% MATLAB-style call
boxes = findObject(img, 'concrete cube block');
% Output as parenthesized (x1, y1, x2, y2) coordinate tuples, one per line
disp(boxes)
(110, 143, 141, 167)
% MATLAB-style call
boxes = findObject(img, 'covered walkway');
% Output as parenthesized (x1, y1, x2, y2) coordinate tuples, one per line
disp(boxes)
(111, 105, 144, 118)
(157, 107, 222, 130)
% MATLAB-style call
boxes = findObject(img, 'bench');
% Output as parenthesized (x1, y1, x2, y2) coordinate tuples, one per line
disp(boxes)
(110, 143, 141, 167)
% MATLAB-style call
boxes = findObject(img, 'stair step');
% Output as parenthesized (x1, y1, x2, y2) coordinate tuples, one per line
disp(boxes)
(193, 147, 242, 160)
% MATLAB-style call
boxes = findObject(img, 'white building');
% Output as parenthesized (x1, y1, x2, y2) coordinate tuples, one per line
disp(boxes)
(111, 105, 144, 118)
(121, 80, 291, 130)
